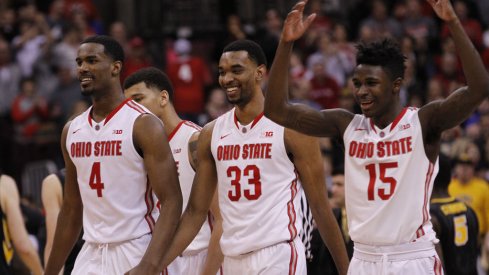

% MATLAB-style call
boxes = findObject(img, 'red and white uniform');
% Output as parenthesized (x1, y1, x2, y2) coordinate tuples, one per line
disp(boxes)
(211, 108, 303, 271)
(344, 108, 441, 274)
(344, 107, 438, 244)
(66, 98, 157, 244)
(166, 121, 215, 275)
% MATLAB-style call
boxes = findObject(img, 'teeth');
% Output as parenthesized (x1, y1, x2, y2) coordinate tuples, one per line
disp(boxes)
(227, 87, 237, 92)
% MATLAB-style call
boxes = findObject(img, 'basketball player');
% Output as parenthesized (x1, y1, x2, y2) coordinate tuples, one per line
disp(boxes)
(430, 155, 479, 275)
(0, 173, 43, 275)
(123, 67, 223, 275)
(161, 39, 349, 274)
(42, 169, 84, 274)
(264, 0, 489, 273)
(44, 35, 182, 275)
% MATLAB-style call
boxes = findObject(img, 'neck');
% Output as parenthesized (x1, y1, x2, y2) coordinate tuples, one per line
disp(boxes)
(91, 88, 125, 122)
(371, 103, 403, 129)
(234, 89, 264, 125)
(160, 106, 183, 137)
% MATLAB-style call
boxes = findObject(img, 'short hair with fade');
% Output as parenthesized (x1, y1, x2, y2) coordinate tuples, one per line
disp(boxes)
(123, 67, 174, 102)
(356, 38, 406, 81)
(82, 35, 125, 63)
(222, 39, 267, 67)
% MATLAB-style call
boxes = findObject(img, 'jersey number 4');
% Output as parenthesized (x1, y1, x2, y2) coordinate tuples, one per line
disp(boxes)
(366, 162, 398, 201)
(89, 162, 105, 197)
(227, 165, 262, 201)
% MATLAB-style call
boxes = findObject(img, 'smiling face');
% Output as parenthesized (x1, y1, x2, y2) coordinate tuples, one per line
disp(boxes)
(218, 50, 263, 106)
(124, 82, 163, 117)
(76, 43, 120, 96)
(351, 64, 400, 118)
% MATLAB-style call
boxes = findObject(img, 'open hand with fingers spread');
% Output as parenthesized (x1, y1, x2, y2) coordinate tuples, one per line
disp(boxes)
(281, 0, 316, 43)
(426, 0, 457, 22)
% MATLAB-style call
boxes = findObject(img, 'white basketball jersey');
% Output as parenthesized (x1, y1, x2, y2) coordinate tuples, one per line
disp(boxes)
(168, 120, 212, 255)
(343, 107, 438, 245)
(210, 108, 302, 256)
(66, 99, 158, 243)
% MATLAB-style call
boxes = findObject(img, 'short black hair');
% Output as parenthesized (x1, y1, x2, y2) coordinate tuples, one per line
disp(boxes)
(123, 67, 174, 102)
(434, 154, 452, 191)
(81, 35, 125, 63)
(222, 39, 267, 67)
(356, 38, 406, 81)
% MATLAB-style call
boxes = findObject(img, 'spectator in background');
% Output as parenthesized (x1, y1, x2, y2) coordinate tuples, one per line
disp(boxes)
(109, 21, 130, 53)
(50, 25, 83, 76)
(431, 154, 479, 275)
(120, 36, 153, 82)
(449, 153, 489, 237)
(0, 8, 18, 42)
(46, 0, 69, 42)
(441, 0, 483, 50)
(306, 54, 341, 109)
(12, 15, 53, 78)
(197, 86, 232, 126)
(167, 38, 212, 123)
(359, 0, 403, 39)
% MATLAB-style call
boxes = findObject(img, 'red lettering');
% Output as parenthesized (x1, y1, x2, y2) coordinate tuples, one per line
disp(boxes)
(377, 142, 385, 158)
(349, 141, 358, 157)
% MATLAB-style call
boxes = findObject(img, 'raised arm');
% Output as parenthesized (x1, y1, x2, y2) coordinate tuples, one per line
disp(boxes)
(161, 122, 219, 268)
(264, 0, 353, 138)
(41, 174, 63, 267)
(285, 129, 349, 274)
(0, 175, 43, 275)
(127, 114, 182, 275)
(420, 0, 489, 133)
(45, 121, 83, 275)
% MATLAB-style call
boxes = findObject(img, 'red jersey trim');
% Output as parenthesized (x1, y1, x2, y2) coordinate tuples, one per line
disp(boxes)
(103, 98, 132, 125)
(233, 111, 265, 130)
(389, 107, 408, 132)
(416, 162, 435, 239)
(168, 121, 186, 142)
(126, 99, 146, 115)
(288, 241, 298, 275)
(144, 179, 156, 232)
(287, 171, 299, 241)
(369, 118, 377, 133)
(184, 120, 202, 131)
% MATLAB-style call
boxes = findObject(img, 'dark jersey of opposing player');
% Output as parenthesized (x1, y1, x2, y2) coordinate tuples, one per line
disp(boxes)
(430, 197, 479, 275)
(0, 175, 14, 275)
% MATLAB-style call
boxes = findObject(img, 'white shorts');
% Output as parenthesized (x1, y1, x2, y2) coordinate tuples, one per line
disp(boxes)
(348, 241, 444, 275)
(71, 234, 151, 275)
(166, 249, 221, 275)
(222, 237, 306, 275)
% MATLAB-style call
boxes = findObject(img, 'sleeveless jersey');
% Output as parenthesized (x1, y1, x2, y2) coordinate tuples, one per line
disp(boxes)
(343, 107, 438, 245)
(430, 197, 479, 275)
(210, 109, 302, 256)
(168, 120, 212, 255)
(0, 176, 13, 275)
(66, 98, 158, 243)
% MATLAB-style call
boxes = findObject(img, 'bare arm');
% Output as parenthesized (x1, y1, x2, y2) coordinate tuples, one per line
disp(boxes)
(264, 0, 353, 138)
(45, 121, 83, 275)
(161, 122, 218, 267)
(202, 191, 223, 275)
(0, 175, 43, 275)
(420, 0, 489, 134)
(41, 174, 63, 267)
(127, 114, 182, 275)
(285, 129, 349, 274)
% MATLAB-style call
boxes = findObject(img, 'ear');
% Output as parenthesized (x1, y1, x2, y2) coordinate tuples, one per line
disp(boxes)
(159, 90, 170, 107)
(255, 64, 267, 82)
(111, 61, 122, 76)
(393, 77, 403, 94)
